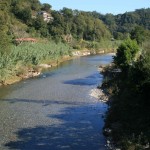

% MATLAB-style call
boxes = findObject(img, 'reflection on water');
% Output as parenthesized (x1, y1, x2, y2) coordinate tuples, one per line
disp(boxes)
(0, 54, 113, 150)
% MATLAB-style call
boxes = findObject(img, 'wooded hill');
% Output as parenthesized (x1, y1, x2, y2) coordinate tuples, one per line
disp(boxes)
(99, 8, 150, 40)
(0, 0, 150, 51)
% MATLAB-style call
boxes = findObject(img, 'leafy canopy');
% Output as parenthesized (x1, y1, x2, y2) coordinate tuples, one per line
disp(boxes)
(114, 38, 140, 69)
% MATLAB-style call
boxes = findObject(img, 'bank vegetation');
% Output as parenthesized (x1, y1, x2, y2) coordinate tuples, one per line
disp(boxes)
(102, 38, 150, 150)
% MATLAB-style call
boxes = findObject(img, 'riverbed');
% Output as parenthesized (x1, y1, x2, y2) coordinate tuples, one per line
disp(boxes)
(0, 54, 113, 150)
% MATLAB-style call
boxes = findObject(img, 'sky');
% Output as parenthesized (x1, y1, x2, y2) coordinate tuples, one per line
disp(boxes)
(40, 0, 150, 15)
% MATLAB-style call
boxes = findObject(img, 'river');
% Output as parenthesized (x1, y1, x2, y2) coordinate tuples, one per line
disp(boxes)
(0, 54, 113, 150)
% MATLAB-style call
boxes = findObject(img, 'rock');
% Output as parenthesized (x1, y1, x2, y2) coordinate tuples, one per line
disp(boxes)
(143, 143, 150, 149)
(104, 128, 112, 133)
(107, 140, 110, 144)
(32, 72, 40, 77)
(23, 70, 40, 79)
(90, 88, 109, 102)
(39, 64, 52, 68)
(72, 50, 91, 57)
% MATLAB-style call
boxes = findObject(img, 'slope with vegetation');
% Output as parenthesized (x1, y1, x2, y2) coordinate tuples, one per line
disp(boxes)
(99, 8, 150, 40)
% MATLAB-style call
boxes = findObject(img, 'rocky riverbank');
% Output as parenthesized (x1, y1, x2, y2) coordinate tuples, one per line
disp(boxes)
(90, 54, 116, 103)
(90, 88, 109, 102)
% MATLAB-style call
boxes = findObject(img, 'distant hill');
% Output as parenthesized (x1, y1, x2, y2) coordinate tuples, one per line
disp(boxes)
(99, 8, 150, 39)
(0, 0, 150, 46)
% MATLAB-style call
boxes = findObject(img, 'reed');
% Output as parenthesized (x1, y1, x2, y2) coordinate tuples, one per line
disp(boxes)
(0, 41, 72, 81)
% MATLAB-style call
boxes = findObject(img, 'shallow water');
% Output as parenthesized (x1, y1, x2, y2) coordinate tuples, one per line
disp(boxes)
(0, 54, 113, 150)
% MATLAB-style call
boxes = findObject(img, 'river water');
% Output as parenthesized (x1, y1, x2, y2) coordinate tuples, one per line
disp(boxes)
(0, 54, 113, 150)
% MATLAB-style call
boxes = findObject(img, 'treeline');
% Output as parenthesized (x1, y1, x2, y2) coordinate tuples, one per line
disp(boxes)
(99, 8, 150, 40)
(1, 0, 150, 51)
(103, 38, 150, 149)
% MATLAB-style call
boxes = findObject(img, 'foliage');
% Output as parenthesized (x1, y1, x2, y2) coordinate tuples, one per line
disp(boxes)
(114, 38, 140, 70)
(48, 10, 111, 41)
(41, 3, 52, 12)
(104, 39, 150, 149)
(1, 0, 149, 42)
(0, 7, 11, 54)
(100, 8, 150, 40)
(131, 26, 150, 44)
(0, 42, 71, 81)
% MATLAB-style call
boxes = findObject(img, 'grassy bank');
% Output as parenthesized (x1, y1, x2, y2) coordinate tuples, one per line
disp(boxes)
(0, 41, 72, 85)
(0, 39, 119, 86)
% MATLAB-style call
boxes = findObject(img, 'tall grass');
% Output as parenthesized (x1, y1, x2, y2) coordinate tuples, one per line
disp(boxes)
(0, 41, 72, 81)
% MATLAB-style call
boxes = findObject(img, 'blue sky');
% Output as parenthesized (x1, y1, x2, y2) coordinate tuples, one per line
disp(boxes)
(40, 0, 150, 14)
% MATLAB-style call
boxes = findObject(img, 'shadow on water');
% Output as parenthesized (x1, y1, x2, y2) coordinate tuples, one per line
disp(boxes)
(1, 98, 87, 106)
(63, 73, 103, 86)
(4, 98, 107, 150)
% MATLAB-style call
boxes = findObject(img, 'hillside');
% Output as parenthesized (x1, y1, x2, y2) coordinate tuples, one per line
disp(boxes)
(0, 0, 110, 43)
(0, 0, 150, 48)
(99, 8, 150, 39)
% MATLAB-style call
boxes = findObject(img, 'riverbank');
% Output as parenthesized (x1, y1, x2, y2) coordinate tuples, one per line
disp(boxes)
(0, 49, 115, 86)
(94, 63, 121, 149)
(0, 55, 72, 86)
(101, 46, 150, 150)
(90, 53, 116, 103)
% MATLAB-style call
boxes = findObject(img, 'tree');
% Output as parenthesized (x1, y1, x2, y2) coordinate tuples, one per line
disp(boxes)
(0, 10, 11, 54)
(0, 31, 11, 54)
(21, 8, 32, 24)
(131, 26, 150, 44)
(31, 0, 41, 11)
(61, 7, 73, 18)
(12, 4, 32, 24)
(41, 3, 52, 12)
(34, 16, 47, 30)
(114, 38, 140, 70)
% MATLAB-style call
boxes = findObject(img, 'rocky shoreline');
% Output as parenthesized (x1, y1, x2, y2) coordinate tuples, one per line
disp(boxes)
(90, 55, 116, 103)
(98, 62, 123, 150)
(90, 88, 109, 102)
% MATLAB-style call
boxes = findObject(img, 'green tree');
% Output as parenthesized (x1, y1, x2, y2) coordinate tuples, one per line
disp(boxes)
(0, 31, 11, 54)
(21, 8, 32, 24)
(34, 16, 47, 30)
(0, 9, 11, 54)
(31, 0, 41, 11)
(61, 7, 73, 18)
(131, 26, 150, 44)
(114, 38, 139, 70)
(41, 3, 52, 12)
